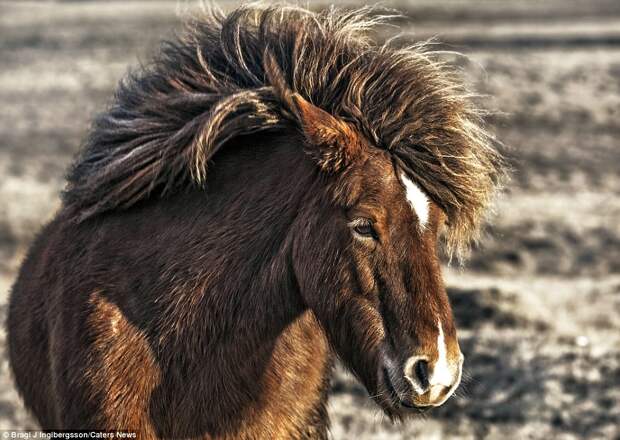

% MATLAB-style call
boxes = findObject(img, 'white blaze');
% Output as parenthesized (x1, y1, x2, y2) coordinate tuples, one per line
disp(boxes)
(400, 173, 429, 228)
(431, 319, 453, 388)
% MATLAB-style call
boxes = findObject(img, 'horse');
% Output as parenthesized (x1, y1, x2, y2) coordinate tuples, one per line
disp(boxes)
(7, 4, 504, 438)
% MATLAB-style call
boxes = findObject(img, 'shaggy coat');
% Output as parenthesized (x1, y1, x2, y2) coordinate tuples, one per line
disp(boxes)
(8, 4, 504, 439)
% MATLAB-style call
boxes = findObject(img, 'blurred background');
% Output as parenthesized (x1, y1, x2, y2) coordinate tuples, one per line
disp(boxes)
(1, 1, 619, 438)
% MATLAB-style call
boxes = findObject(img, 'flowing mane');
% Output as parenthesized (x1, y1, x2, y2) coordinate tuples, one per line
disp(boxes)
(63, 3, 504, 253)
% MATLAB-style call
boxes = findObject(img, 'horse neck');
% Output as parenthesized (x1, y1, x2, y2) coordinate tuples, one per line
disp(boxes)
(157, 133, 318, 358)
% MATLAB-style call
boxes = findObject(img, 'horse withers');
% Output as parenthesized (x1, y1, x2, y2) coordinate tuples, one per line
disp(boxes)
(8, 4, 503, 438)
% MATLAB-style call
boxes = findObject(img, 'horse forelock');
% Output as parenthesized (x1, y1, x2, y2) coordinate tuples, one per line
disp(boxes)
(62, 3, 505, 257)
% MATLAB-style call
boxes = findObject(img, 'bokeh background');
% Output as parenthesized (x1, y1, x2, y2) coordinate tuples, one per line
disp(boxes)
(1, 1, 619, 438)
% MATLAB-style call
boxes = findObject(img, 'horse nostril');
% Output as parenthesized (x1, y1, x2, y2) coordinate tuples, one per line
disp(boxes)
(414, 359, 429, 389)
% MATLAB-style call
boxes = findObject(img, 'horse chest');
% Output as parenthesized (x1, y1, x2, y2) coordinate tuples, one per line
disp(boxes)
(148, 310, 332, 439)
(238, 311, 333, 439)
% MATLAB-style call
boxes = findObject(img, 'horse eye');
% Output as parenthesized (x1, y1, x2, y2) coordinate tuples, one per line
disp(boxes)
(353, 221, 376, 238)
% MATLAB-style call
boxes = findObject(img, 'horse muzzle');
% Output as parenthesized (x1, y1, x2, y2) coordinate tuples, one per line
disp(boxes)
(377, 347, 464, 412)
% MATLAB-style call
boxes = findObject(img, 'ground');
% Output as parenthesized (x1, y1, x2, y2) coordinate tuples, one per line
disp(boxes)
(0, 1, 619, 439)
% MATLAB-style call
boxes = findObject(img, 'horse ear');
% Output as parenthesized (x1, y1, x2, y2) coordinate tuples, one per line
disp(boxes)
(290, 93, 363, 173)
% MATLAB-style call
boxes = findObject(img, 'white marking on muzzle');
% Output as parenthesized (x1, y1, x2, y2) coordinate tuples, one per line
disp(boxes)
(403, 319, 463, 405)
(432, 319, 453, 388)
(400, 173, 429, 228)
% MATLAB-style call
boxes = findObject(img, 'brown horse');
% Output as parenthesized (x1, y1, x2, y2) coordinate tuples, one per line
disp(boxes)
(7, 4, 503, 439)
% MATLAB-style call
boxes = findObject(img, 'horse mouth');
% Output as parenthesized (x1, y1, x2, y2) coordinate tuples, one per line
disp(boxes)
(380, 367, 431, 414)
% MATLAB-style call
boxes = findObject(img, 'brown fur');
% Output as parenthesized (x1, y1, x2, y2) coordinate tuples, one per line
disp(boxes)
(8, 3, 503, 438)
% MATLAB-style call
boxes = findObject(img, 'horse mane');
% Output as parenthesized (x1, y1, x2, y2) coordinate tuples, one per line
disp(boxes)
(63, 3, 504, 256)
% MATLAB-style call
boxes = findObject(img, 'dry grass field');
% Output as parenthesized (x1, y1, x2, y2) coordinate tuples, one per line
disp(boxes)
(1, 1, 619, 438)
